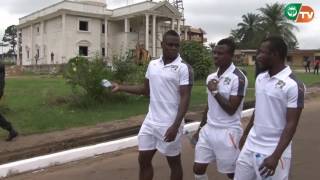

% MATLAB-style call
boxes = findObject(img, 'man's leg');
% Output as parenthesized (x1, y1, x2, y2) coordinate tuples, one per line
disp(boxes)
(166, 154, 183, 180)
(137, 122, 158, 180)
(138, 150, 157, 180)
(193, 162, 209, 180)
(234, 148, 256, 180)
(193, 126, 214, 180)
(0, 113, 12, 130)
(0, 113, 18, 141)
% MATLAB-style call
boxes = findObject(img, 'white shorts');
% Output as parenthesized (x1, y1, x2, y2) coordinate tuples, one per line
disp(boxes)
(194, 124, 242, 174)
(234, 145, 291, 180)
(138, 122, 183, 157)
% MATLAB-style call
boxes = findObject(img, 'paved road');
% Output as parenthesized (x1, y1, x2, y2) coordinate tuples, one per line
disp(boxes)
(5, 99, 320, 180)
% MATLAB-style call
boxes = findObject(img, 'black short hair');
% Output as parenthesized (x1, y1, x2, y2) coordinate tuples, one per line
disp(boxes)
(163, 30, 180, 41)
(262, 36, 288, 60)
(217, 38, 236, 55)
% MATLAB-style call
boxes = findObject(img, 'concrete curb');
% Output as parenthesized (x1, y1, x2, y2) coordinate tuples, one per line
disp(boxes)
(0, 108, 254, 178)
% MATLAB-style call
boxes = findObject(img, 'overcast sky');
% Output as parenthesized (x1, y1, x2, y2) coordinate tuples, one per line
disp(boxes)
(0, 0, 319, 50)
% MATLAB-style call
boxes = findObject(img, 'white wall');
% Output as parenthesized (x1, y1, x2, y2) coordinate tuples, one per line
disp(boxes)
(108, 21, 125, 58)
(43, 17, 63, 64)
(64, 14, 103, 62)
(21, 14, 106, 65)
(21, 27, 31, 65)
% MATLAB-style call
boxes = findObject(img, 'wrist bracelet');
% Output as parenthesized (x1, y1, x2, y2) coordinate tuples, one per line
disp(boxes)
(211, 90, 218, 96)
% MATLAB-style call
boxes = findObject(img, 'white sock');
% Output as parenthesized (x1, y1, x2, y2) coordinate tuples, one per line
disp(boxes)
(195, 174, 208, 180)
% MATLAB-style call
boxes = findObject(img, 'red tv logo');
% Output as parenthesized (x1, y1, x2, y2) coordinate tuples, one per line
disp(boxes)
(297, 6, 314, 23)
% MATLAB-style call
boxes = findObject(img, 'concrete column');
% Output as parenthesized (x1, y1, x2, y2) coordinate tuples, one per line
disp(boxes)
(30, 25, 34, 64)
(124, 18, 130, 51)
(124, 18, 130, 33)
(61, 13, 66, 63)
(17, 29, 21, 65)
(40, 21, 44, 63)
(177, 19, 181, 35)
(184, 27, 188, 41)
(104, 18, 108, 58)
(171, 18, 175, 30)
(145, 14, 149, 52)
(152, 15, 157, 57)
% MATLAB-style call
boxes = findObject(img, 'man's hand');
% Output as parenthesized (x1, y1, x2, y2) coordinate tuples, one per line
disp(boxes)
(111, 82, 121, 93)
(207, 79, 219, 92)
(259, 154, 279, 178)
(164, 124, 179, 142)
(239, 135, 247, 150)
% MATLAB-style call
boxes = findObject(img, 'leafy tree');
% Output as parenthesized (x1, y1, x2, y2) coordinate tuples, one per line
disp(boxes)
(2, 25, 17, 56)
(0, 42, 8, 59)
(112, 54, 147, 84)
(180, 41, 213, 80)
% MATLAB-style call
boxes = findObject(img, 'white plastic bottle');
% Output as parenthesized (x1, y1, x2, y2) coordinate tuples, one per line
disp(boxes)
(101, 79, 112, 88)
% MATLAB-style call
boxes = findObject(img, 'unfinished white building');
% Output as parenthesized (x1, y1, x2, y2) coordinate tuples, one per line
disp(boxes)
(17, 0, 186, 66)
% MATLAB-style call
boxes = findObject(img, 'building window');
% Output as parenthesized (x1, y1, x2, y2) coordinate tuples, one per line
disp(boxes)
(287, 56, 292, 62)
(102, 48, 105, 57)
(79, 46, 88, 56)
(43, 46, 46, 57)
(252, 56, 256, 62)
(37, 27, 40, 33)
(79, 21, 89, 31)
(102, 24, 105, 34)
(27, 50, 30, 59)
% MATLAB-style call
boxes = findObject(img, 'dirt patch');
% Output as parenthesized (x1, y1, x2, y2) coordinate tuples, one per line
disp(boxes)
(5, 66, 23, 76)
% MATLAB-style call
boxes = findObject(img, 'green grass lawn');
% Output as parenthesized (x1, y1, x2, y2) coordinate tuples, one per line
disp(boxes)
(0, 66, 319, 137)
(1, 76, 150, 136)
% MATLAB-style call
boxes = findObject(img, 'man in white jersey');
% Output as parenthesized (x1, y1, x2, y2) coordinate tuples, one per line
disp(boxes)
(112, 30, 193, 180)
(235, 36, 305, 180)
(193, 38, 248, 180)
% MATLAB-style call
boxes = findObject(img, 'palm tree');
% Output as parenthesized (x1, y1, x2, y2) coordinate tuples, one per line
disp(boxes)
(258, 3, 298, 48)
(231, 13, 263, 49)
(230, 29, 242, 44)
(238, 13, 262, 42)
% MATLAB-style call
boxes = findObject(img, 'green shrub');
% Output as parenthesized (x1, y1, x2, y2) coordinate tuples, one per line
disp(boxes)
(63, 56, 113, 100)
(112, 54, 147, 84)
(180, 41, 213, 80)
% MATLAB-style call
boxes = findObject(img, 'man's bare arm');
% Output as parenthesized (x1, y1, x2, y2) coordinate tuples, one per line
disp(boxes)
(199, 104, 208, 128)
(173, 85, 192, 127)
(272, 108, 302, 159)
(259, 108, 302, 177)
(164, 85, 192, 142)
(112, 79, 149, 96)
(214, 94, 243, 115)
(239, 111, 254, 149)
